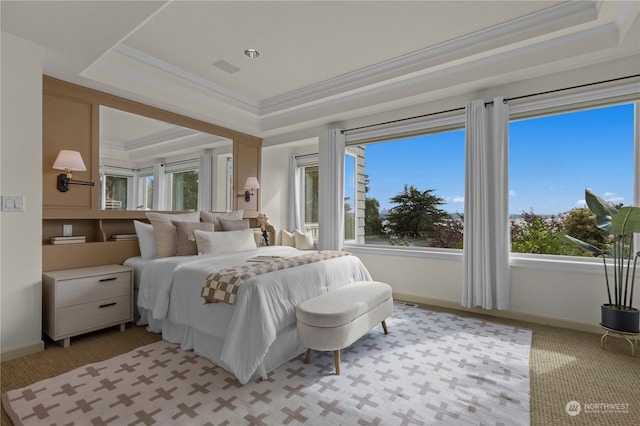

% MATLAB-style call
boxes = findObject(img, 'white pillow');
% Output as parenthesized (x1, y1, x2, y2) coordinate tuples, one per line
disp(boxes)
(281, 229, 295, 247)
(194, 228, 257, 256)
(295, 230, 315, 250)
(133, 220, 157, 259)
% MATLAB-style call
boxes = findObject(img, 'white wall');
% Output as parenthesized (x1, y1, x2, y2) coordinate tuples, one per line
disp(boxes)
(0, 32, 44, 358)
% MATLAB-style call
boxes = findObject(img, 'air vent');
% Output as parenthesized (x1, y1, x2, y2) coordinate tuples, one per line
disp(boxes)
(212, 59, 241, 74)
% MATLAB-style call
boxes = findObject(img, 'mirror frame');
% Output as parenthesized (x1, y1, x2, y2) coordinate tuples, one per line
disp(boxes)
(43, 76, 262, 219)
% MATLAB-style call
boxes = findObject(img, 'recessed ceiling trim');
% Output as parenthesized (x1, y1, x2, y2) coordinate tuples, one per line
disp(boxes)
(115, 44, 259, 110)
(259, 0, 598, 114)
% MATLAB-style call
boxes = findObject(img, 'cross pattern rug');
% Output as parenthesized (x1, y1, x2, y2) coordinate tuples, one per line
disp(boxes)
(2, 303, 532, 425)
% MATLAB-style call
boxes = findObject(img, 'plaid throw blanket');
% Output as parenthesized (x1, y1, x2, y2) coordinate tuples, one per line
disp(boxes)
(201, 250, 350, 304)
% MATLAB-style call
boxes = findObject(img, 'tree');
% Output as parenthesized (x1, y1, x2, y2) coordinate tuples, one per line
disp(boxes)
(510, 211, 571, 255)
(364, 197, 383, 235)
(561, 207, 607, 251)
(386, 185, 449, 240)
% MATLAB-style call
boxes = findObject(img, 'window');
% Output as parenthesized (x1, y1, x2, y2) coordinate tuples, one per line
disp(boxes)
(344, 153, 356, 241)
(101, 174, 129, 210)
(350, 128, 465, 248)
(509, 103, 636, 256)
(169, 169, 199, 211)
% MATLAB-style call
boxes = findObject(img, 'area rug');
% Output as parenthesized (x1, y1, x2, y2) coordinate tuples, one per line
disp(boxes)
(2, 303, 532, 425)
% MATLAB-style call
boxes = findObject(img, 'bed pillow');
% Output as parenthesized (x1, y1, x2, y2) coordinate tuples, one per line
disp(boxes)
(220, 219, 250, 231)
(133, 220, 157, 259)
(295, 230, 315, 250)
(146, 211, 201, 258)
(252, 228, 265, 247)
(194, 228, 257, 256)
(281, 229, 295, 247)
(200, 210, 244, 229)
(173, 221, 215, 256)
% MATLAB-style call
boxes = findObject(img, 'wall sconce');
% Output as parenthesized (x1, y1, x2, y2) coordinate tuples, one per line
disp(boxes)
(243, 177, 260, 202)
(53, 150, 95, 192)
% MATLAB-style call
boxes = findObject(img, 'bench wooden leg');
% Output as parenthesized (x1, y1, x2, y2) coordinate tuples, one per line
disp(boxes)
(304, 349, 313, 364)
(382, 320, 388, 334)
(333, 350, 341, 375)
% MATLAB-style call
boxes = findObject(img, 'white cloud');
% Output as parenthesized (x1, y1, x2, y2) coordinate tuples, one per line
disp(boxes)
(576, 199, 587, 208)
(451, 196, 464, 203)
(509, 190, 516, 197)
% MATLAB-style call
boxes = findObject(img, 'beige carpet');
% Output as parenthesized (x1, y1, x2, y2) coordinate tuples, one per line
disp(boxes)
(2, 303, 531, 425)
(2, 302, 639, 425)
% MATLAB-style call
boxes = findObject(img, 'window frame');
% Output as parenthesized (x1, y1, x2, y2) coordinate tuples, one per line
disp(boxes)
(344, 84, 639, 271)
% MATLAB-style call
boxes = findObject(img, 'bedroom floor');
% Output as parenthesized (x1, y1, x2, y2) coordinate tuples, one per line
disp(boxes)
(2, 303, 638, 426)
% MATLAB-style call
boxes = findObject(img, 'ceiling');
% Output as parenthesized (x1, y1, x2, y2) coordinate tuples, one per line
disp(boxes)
(2, 0, 639, 152)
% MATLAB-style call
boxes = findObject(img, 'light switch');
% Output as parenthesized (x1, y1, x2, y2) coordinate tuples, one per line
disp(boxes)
(1, 195, 24, 212)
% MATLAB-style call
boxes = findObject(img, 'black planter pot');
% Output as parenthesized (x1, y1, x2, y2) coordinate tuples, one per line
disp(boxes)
(601, 304, 640, 333)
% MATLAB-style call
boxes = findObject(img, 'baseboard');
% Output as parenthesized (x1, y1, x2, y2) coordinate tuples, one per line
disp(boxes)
(392, 292, 603, 335)
(0, 340, 45, 362)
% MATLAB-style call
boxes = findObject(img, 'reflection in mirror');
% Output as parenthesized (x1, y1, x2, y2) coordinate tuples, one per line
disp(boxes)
(99, 106, 233, 211)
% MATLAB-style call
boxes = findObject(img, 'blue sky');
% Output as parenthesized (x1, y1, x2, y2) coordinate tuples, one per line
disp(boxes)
(363, 103, 635, 215)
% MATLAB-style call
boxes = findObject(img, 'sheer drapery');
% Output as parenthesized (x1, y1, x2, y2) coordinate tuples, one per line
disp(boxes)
(198, 151, 213, 211)
(462, 97, 510, 310)
(318, 128, 345, 250)
(287, 155, 304, 232)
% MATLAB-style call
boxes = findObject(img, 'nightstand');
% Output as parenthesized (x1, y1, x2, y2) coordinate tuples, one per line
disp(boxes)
(42, 264, 134, 347)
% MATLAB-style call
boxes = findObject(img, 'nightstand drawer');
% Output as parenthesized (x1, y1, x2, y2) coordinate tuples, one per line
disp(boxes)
(56, 295, 131, 336)
(56, 271, 131, 307)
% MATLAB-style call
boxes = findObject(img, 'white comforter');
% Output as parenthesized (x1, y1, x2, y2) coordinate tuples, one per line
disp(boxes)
(135, 246, 372, 383)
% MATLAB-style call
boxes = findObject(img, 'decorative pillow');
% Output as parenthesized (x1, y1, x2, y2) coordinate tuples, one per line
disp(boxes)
(281, 229, 295, 247)
(252, 228, 265, 247)
(220, 219, 250, 231)
(146, 211, 201, 258)
(194, 228, 257, 256)
(173, 221, 215, 256)
(295, 230, 315, 250)
(200, 210, 244, 229)
(133, 220, 157, 259)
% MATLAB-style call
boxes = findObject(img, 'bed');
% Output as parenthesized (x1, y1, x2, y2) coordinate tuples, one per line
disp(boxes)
(124, 212, 371, 384)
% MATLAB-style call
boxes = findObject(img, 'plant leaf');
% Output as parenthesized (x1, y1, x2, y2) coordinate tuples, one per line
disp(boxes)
(585, 190, 616, 232)
(556, 233, 605, 256)
(611, 206, 640, 235)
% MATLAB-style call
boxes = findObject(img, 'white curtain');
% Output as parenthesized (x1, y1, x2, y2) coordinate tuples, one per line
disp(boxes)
(287, 155, 304, 232)
(462, 97, 510, 310)
(198, 151, 213, 211)
(318, 128, 345, 250)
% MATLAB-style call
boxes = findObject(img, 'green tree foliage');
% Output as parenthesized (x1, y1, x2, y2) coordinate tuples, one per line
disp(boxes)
(510, 211, 577, 255)
(386, 185, 449, 240)
(561, 207, 608, 251)
(172, 170, 198, 211)
(364, 197, 383, 235)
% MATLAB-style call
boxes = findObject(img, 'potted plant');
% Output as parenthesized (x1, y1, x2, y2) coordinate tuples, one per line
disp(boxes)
(559, 189, 640, 333)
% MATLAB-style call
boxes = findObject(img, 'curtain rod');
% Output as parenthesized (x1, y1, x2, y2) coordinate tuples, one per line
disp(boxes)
(341, 74, 640, 134)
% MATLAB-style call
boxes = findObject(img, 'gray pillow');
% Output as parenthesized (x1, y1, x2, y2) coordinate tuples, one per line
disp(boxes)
(173, 221, 215, 256)
(220, 219, 250, 231)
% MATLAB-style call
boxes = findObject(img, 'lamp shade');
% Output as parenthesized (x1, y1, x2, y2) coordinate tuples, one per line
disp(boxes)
(53, 150, 87, 172)
(244, 177, 260, 189)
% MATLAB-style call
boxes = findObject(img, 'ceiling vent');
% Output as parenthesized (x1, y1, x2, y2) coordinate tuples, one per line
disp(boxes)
(212, 59, 241, 74)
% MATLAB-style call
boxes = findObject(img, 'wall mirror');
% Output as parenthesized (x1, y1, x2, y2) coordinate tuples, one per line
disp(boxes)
(99, 106, 233, 211)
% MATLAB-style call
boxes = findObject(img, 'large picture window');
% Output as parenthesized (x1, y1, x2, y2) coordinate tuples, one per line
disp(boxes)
(351, 128, 465, 248)
(509, 102, 636, 256)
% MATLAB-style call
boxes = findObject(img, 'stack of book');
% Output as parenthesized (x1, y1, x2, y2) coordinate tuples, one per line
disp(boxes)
(110, 233, 138, 241)
(50, 235, 86, 245)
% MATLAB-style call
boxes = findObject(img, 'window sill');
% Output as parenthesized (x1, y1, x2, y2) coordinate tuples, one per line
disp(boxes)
(345, 244, 611, 274)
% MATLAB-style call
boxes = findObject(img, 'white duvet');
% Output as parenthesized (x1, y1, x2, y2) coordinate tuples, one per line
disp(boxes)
(133, 246, 372, 383)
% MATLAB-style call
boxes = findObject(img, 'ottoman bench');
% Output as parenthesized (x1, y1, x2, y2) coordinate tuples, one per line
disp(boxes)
(295, 281, 393, 375)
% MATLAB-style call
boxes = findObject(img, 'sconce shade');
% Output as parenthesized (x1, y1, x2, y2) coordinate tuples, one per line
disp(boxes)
(244, 177, 260, 190)
(53, 150, 87, 172)
(243, 177, 260, 202)
(53, 150, 94, 192)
